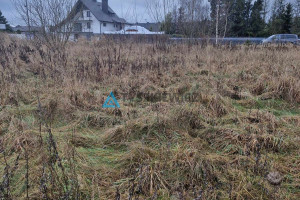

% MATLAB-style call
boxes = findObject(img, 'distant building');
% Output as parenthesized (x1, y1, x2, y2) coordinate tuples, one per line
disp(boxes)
(13, 25, 41, 33)
(66, 0, 129, 40)
(0, 24, 6, 30)
(136, 22, 162, 32)
(104, 25, 164, 35)
(12, 25, 41, 39)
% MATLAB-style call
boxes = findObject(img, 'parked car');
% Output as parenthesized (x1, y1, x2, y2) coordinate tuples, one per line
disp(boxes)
(262, 34, 299, 44)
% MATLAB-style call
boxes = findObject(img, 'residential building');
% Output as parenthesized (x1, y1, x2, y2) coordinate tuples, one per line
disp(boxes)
(69, 0, 127, 40)
(0, 24, 6, 30)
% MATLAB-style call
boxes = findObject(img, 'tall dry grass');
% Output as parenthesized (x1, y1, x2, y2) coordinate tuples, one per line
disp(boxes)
(0, 33, 299, 199)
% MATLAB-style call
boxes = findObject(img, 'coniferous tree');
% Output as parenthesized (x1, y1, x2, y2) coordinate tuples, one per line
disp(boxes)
(244, 0, 252, 35)
(176, 7, 185, 35)
(229, 0, 251, 36)
(230, 0, 245, 36)
(0, 10, 12, 32)
(209, 0, 219, 35)
(161, 12, 174, 34)
(283, 3, 293, 33)
(249, 0, 265, 36)
(268, 0, 286, 34)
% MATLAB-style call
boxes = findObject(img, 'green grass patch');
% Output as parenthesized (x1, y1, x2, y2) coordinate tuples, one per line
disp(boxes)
(76, 146, 125, 169)
(232, 98, 300, 117)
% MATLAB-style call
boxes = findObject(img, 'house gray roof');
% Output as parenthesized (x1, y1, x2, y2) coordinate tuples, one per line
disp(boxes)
(79, 0, 126, 23)
(12, 25, 41, 32)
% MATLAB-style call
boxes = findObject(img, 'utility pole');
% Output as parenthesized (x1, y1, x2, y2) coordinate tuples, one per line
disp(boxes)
(25, 0, 31, 32)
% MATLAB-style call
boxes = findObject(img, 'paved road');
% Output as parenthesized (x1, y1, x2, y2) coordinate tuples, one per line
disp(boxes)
(170, 37, 266, 44)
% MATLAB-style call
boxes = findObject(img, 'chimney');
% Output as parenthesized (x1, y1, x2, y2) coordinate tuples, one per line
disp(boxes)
(102, 0, 108, 14)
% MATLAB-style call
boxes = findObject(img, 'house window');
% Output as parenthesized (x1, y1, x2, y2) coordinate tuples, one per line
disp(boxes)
(81, 11, 84, 18)
(74, 23, 82, 32)
(87, 11, 91, 17)
(87, 22, 91, 29)
(103, 23, 106, 27)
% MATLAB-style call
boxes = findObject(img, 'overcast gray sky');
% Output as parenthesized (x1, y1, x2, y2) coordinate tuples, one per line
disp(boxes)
(0, 0, 152, 26)
(0, 0, 279, 26)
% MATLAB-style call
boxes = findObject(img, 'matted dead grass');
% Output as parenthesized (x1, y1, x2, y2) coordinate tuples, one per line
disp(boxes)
(0, 33, 299, 199)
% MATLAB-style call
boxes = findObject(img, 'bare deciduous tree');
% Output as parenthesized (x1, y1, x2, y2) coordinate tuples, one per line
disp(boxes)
(146, 0, 179, 22)
(180, 0, 209, 37)
(209, 0, 232, 43)
(13, 0, 76, 49)
(263, 0, 270, 22)
(159, 0, 210, 37)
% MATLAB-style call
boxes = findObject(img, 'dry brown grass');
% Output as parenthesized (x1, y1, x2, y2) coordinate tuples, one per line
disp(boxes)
(0, 33, 299, 199)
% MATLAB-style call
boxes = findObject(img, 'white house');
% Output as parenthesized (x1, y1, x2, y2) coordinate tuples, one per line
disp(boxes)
(69, 0, 127, 40)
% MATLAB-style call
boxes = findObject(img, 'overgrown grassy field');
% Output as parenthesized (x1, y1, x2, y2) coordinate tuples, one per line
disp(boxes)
(0, 34, 299, 199)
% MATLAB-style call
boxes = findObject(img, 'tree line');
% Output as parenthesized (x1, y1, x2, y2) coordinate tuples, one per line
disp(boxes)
(160, 0, 300, 37)
(1, 0, 299, 38)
